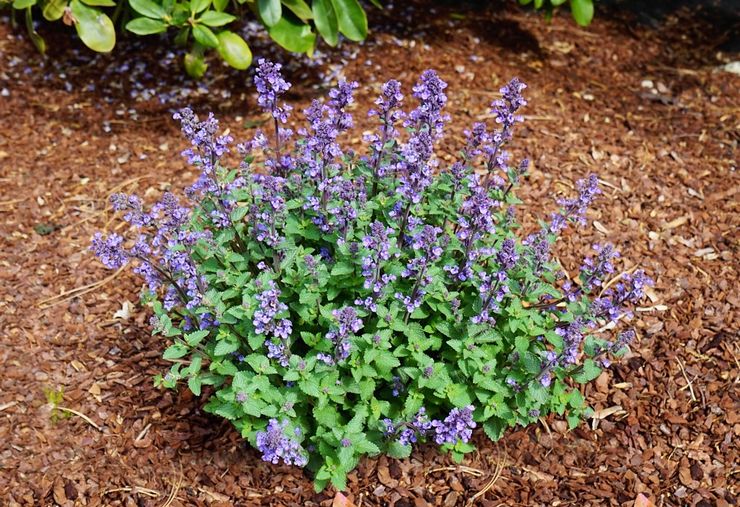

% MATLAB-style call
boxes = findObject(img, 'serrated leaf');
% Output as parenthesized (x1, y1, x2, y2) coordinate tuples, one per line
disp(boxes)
(188, 375, 202, 395)
(163, 343, 188, 360)
(386, 441, 411, 459)
(572, 359, 602, 383)
(330, 261, 354, 276)
(214, 339, 238, 356)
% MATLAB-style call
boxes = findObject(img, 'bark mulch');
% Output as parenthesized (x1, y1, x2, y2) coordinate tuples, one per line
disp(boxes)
(0, 1, 738, 505)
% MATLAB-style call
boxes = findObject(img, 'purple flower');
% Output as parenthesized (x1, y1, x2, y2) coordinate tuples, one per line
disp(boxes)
(496, 238, 519, 271)
(391, 375, 405, 397)
(398, 408, 433, 446)
(555, 318, 585, 365)
(254, 59, 292, 124)
(368, 80, 405, 181)
(551, 174, 601, 232)
(255, 419, 308, 467)
(580, 243, 619, 292)
(253, 281, 292, 366)
(591, 270, 653, 322)
(325, 307, 363, 363)
(432, 405, 476, 445)
(407, 70, 449, 137)
(173, 108, 232, 197)
(471, 270, 508, 325)
(91, 232, 129, 269)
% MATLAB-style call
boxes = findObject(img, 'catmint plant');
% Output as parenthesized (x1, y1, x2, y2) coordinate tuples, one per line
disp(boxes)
(92, 60, 653, 491)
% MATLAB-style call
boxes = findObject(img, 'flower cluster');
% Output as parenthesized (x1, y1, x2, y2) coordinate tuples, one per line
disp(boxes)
(92, 62, 653, 491)
(253, 281, 293, 366)
(255, 419, 308, 467)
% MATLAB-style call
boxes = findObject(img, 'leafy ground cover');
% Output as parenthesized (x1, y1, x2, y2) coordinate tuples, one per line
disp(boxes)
(0, 1, 738, 505)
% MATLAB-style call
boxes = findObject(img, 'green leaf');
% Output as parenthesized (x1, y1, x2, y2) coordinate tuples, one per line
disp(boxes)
(42, 0, 67, 21)
(71, 0, 116, 52)
(126, 17, 168, 35)
(216, 30, 252, 69)
(184, 50, 207, 78)
(192, 24, 219, 47)
(188, 375, 202, 395)
(214, 339, 238, 356)
(483, 418, 507, 441)
(373, 350, 399, 374)
(13, 0, 36, 9)
(282, 0, 312, 20)
(514, 334, 529, 354)
(570, 0, 593, 26)
(330, 470, 347, 491)
(312, 0, 338, 46)
(258, 0, 282, 26)
(199, 10, 236, 26)
(329, 0, 366, 41)
(129, 0, 167, 18)
(267, 13, 316, 53)
(190, 0, 210, 13)
(529, 383, 549, 404)
(81, 0, 115, 6)
(572, 359, 602, 383)
(330, 261, 354, 276)
(163, 343, 188, 360)
(212, 0, 227, 10)
(24, 6, 46, 53)
(386, 441, 411, 459)
(185, 330, 209, 347)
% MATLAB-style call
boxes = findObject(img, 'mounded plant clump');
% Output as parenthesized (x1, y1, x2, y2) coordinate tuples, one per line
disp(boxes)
(92, 59, 652, 490)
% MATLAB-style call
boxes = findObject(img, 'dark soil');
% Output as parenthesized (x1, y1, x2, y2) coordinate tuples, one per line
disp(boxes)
(0, 1, 738, 506)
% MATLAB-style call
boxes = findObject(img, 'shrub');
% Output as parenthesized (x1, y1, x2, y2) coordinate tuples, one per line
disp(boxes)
(519, 0, 594, 26)
(91, 59, 652, 490)
(0, 0, 369, 76)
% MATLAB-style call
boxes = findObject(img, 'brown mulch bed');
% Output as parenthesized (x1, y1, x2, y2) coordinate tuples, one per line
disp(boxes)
(0, 1, 738, 505)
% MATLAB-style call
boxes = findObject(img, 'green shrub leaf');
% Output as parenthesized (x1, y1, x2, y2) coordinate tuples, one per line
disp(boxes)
(129, 0, 167, 18)
(126, 17, 168, 35)
(267, 12, 316, 53)
(258, 0, 282, 27)
(199, 10, 237, 26)
(71, 0, 116, 52)
(570, 0, 593, 26)
(192, 23, 220, 47)
(329, 0, 366, 41)
(216, 30, 252, 69)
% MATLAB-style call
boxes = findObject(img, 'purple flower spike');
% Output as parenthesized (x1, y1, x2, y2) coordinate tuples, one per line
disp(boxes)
(254, 59, 292, 124)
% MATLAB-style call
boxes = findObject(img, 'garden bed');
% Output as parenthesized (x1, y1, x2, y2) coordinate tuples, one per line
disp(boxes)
(0, 1, 737, 505)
